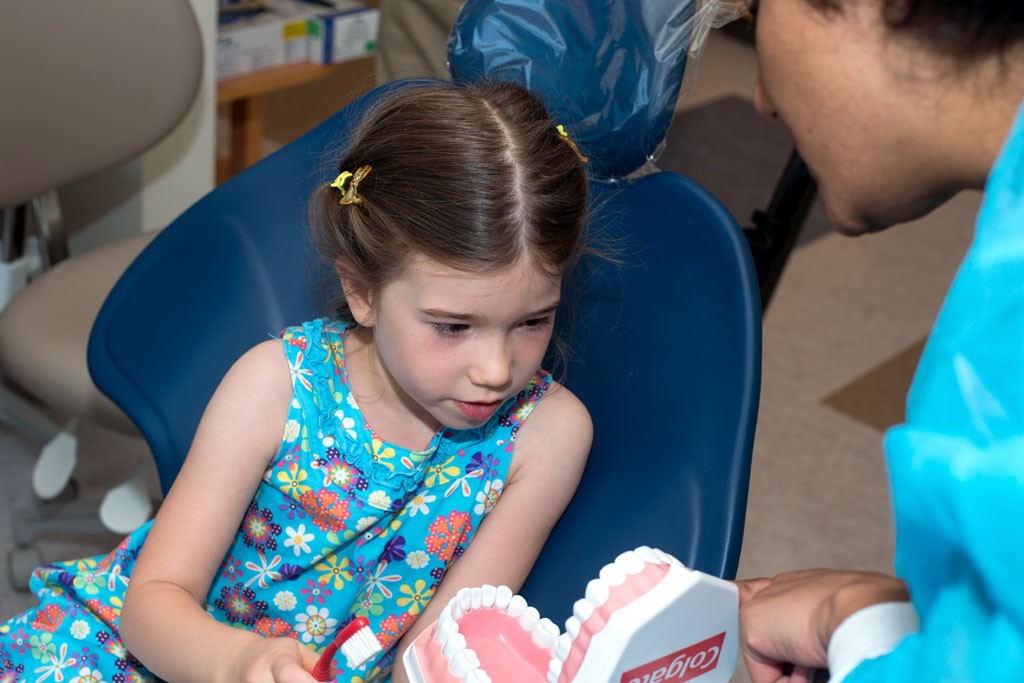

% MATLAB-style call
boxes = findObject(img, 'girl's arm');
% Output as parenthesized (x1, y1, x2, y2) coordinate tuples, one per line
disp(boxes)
(118, 340, 321, 683)
(390, 381, 593, 683)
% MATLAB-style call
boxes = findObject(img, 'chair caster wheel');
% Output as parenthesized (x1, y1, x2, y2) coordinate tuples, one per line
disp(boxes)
(9, 546, 42, 592)
(99, 459, 155, 534)
(48, 476, 80, 504)
(33, 421, 79, 500)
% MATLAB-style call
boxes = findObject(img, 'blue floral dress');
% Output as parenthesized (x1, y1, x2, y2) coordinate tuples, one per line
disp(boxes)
(0, 318, 551, 683)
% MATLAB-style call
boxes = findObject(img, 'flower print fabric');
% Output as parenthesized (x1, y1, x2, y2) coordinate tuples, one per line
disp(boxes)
(0, 318, 551, 683)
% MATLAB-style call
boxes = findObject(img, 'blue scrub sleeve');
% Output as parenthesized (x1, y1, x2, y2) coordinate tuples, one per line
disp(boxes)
(845, 99, 1024, 682)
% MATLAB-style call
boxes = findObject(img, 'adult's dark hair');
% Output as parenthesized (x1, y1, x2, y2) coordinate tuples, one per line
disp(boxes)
(310, 79, 589, 326)
(812, 0, 1024, 59)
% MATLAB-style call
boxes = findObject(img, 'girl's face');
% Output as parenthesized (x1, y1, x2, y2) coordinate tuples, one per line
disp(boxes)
(352, 252, 561, 437)
(750, 0, 959, 235)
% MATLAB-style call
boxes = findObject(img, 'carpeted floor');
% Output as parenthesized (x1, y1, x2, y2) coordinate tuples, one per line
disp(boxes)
(0, 418, 150, 617)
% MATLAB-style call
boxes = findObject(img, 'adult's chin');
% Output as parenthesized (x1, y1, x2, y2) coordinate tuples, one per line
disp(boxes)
(818, 183, 919, 237)
(822, 181, 957, 237)
(820, 200, 879, 237)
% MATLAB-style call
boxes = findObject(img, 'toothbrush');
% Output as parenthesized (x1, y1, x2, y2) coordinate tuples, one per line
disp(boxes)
(312, 616, 383, 681)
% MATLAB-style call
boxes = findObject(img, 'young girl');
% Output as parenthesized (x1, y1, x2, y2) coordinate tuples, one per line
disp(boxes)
(0, 80, 593, 683)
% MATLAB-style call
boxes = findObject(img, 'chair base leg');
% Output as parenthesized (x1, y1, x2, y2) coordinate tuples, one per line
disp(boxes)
(0, 382, 61, 445)
(12, 461, 156, 545)
(99, 459, 155, 535)
(9, 545, 42, 592)
(9, 496, 116, 592)
(12, 496, 109, 547)
(33, 419, 79, 499)
(9, 460, 156, 592)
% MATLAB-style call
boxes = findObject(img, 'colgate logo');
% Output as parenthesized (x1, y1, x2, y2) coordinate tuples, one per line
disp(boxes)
(620, 632, 725, 683)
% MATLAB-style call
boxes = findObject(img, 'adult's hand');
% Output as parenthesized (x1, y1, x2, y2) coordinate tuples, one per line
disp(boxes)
(736, 569, 909, 683)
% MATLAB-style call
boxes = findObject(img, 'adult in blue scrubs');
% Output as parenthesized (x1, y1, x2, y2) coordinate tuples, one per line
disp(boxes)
(737, 1, 1024, 681)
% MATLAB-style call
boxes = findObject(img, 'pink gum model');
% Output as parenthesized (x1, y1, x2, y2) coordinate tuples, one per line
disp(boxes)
(403, 547, 737, 683)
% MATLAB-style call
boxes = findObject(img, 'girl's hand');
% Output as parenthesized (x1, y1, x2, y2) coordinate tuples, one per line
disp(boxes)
(222, 636, 322, 683)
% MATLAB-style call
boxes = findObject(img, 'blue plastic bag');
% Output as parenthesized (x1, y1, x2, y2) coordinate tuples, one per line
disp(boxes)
(447, 0, 744, 180)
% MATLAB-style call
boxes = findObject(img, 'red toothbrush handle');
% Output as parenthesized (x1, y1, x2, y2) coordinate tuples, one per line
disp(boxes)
(311, 649, 335, 682)
(311, 617, 370, 681)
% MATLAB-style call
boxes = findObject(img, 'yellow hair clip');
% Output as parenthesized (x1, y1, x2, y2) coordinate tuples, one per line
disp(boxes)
(556, 124, 588, 164)
(330, 164, 373, 205)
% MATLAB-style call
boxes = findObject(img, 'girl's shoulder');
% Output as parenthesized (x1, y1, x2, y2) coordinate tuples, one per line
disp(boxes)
(279, 318, 345, 354)
(471, 371, 591, 446)
(494, 376, 593, 515)
(505, 376, 592, 467)
(276, 316, 353, 421)
(522, 378, 592, 440)
(278, 317, 349, 379)
(229, 337, 294, 390)
(493, 368, 552, 432)
(192, 337, 295, 461)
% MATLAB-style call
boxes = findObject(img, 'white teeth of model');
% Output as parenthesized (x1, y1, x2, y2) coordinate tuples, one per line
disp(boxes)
(481, 584, 497, 608)
(464, 669, 492, 683)
(666, 552, 687, 569)
(599, 562, 627, 586)
(507, 594, 528, 618)
(652, 548, 674, 565)
(548, 657, 563, 683)
(519, 605, 540, 631)
(450, 599, 464, 622)
(585, 578, 610, 606)
(564, 616, 581, 640)
(572, 597, 595, 623)
(458, 587, 474, 611)
(470, 587, 483, 610)
(531, 617, 559, 649)
(614, 549, 646, 575)
(448, 649, 479, 678)
(495, 585, 513, 610)
(442, 632, 467, 659)
(555, 633, 572, 660)
(435, 616, 459, 644)
(634, 546, 658, 563)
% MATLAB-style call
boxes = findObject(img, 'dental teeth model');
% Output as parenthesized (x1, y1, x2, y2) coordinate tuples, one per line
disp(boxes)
(403, 547, 737, 683)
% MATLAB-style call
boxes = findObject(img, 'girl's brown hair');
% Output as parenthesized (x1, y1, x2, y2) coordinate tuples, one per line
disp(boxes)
(310, 79, 589, 325)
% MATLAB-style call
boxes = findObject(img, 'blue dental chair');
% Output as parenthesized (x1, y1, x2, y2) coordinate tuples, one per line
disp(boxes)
(89, 0, 760, 625)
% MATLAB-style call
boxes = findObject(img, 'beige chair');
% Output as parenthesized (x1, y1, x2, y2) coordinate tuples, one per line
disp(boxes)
(0, 0, 203, 585)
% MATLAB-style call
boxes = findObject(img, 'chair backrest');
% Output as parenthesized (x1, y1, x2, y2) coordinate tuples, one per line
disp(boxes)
(521, 173, 760, 618)
(87, 90, 370, 492)
(0, 0, 202, 208)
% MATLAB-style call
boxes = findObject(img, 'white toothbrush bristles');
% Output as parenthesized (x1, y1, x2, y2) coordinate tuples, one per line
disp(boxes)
(342, 623, 383, 669)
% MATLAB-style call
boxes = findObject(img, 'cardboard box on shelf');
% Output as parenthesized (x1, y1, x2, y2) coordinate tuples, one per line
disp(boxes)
(216, 0, 313, 79)
(217, 0, 377, 80)
(306, 0, 379, 65)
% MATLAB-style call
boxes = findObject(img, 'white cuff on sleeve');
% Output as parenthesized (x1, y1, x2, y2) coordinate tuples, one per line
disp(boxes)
(827, 601, 919, 683)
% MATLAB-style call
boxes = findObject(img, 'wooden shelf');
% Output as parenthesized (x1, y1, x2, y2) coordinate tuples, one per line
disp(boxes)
(216, 56, 374, 184)
(214, 0, 380, 184)
(218, 60, 358, 104)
